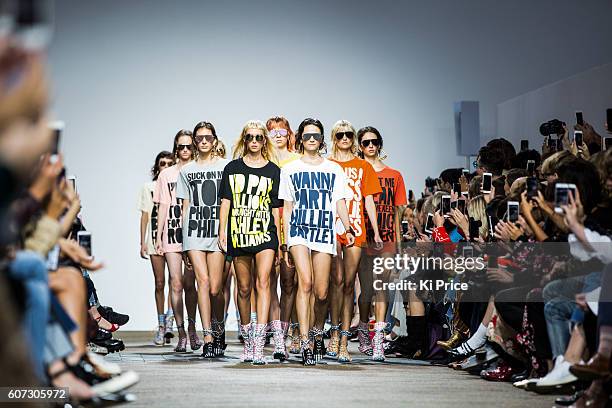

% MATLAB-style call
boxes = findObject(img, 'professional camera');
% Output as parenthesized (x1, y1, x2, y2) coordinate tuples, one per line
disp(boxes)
(539, 119, 565, 136)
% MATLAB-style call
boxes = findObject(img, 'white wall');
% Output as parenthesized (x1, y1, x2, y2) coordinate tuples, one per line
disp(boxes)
(497, 63, 612, 148)
(47, 0, 612, 330)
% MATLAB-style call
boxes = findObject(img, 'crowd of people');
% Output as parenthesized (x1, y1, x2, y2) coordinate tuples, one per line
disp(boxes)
(137, 112, 611, 406)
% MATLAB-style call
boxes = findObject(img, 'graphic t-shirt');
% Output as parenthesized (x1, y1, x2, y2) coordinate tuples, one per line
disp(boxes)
(218, 158, 282, 257)
(366, 166, 407, 243)
(137, 181, 157, 255)
(153, 165, 184, 253)
(176, 158, 228, 252)
(330, 157, 381, 247)
(273, 151, 302, 245)
(279, 158, 352, 255)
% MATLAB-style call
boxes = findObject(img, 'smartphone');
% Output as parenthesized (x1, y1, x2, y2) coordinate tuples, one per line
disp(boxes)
(526, 160, 535, 174)
(49, 121, 64, 164)
(46, 244, 60, 271)
(453, 182, 461, 195)
(401, 220, 409, 235)
(481, 172, 492, 194)
(507, 201, 519, 223)
(450, 200, 458, 210)
(67, 175, 76, 193)
(441, 195, 451, 216)
(554, 183, 577, 213)
(488, 215, 498, 236)
(408, 189, 414, 201)
(576, 111, 584, 126)
(526, 177, 538, 200)
(604, 137, 612, 151)
(606, 108, 612, 132)
(462, 245, 474, 258)
(520, 139, 528, 151)
(469, 218, 480, 240)
(424, 213, 434, 234)
(412, 225, 420, 239)
(77, 231, 92, 257)
(574, 131, 583, 147)
(13, 0, 54, 51)
(457, 199, 466, 214)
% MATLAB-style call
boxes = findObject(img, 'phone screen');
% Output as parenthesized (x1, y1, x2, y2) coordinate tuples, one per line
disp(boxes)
(576, 111, 584, 126)
(425, 213, 434, 233)
(520, 139, 528, 151)
(401, 221, 409, 235)
(77, 232, 92, 256)
(526, 177, 538, 200)
(574, 131, 583, 147)
(554, 184, 575, 210)
(526, 160, 535, 174)
(469, 218, 479, 240)
(482, 173, 492, 193)
(450, 200, 457, 210)
(441, 196, 451, 215)
(507, 202, 519, 223)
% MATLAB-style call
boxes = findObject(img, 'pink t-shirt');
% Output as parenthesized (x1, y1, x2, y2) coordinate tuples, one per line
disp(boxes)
(153, 165, 183, 253)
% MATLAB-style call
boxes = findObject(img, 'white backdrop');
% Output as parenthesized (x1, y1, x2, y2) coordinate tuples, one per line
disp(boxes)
(46, 0, 612, 330)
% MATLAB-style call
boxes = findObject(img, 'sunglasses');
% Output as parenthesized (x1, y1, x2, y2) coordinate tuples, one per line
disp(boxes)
(177, 144, 193, 151)
(159, 160, 173, 167)
(194, 134, 215, 144)
(361, 139, 380, 148)
(245, 134, 264, 142)
(302, 133, 324, 142)
(335, 131, 354, 141)
(269, 128, 288, 138)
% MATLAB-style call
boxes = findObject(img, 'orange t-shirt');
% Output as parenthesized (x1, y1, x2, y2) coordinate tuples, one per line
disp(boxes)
(366, 166, 407, 243)
(330, 157, 381, 247)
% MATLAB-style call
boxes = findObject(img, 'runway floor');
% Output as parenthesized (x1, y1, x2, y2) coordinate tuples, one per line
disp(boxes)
(106, 332, 554, 408)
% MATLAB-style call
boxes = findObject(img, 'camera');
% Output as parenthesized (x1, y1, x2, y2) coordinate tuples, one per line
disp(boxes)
(539, 119, 565, 136)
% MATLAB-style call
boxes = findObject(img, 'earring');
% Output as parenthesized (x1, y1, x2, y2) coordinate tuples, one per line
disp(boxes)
(379, 148, 388, 160)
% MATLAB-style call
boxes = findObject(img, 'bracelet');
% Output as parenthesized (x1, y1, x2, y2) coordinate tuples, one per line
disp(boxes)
(280, 244, 288, 252)
(346, 227, 355, 236)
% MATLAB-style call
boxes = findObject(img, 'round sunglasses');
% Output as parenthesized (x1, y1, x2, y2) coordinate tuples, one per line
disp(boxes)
(245, 134, 264, 142)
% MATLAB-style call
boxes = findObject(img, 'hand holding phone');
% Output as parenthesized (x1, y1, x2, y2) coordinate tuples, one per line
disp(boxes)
(481, 173, 492, 194)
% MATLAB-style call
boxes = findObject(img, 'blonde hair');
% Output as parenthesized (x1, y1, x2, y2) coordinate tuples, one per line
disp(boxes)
(541, 150, 573, 176)
(330, 120, 358, 158)
(467, 195, 489, 239)
(232, 120, 277, 162)
(216, 139, 227, 159)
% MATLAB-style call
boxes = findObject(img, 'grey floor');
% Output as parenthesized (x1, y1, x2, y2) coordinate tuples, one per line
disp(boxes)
(106, 332, 555, 408)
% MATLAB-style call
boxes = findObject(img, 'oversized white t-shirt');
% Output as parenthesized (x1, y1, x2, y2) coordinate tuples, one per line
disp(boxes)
(137, 181, 157, 255)
(278, 158, 352, 255)
(176, 158, 228, 251)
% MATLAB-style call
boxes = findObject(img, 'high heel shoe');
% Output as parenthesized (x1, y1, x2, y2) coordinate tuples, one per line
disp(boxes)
(338, 330, 352, 363)
(288, 323, 301, 355)
(301, 339, 316, 366)
(240, 323, 253, 362)
(371, 322, 386, 362)
(188, 318, 203, 351)
(310, 328, 326, 361)
(95, 316, 119, 332)
(326, 325, 340, 357)
(174, 325, 187, 352)
(252, 323, 267, 365)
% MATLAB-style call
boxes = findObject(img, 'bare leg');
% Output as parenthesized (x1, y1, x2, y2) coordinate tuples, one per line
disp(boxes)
(188, 250, 213, 342)
(208, 251, 227, 323)
(165, 252, 185, 336)
(340, 246, 362, 347)
(254, 250, 274, 325)
(233, 256, 253, 325)
(150, 254, 166, 316)
(280, 256, 297, 323)
(312, 251, 332, 330)
(330, 247, 343, 331)
(182, 255, 198, 327)
(291, 245, 313, 339)
(564, 325, 586, 364)
(49, 267, 87, 358)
